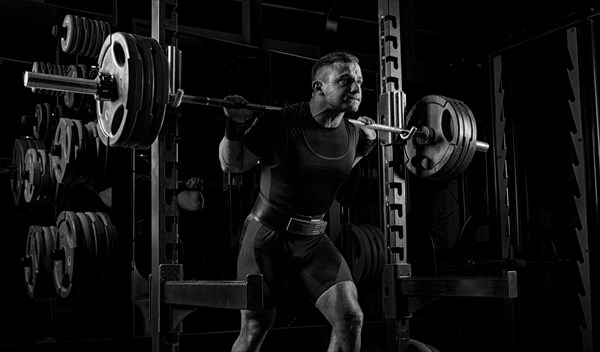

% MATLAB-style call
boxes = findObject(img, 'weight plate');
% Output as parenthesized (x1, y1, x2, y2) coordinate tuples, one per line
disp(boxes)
(36, 148, 52, 203)
(438, 99, 473, 179)
(54, 211, 83, 298)
(85, 212, 108, 291)
(126, 34, 155, 149)
(24, 225, 43, 298)
(23, 148, 40, 203)
(73, 16, 83, 55)
(366, 223, 385, 281)
(344, 223, 365, 286)
(81, 17, 93, 57)
(40, 226, 57, 298)
(75, 212, 96, 295)
(71, 118, 89, 185)
(144, 36, 169, 147)
(96, 32, 144, 147)
(355, 223, 374, 283)
(11, 139, 31, 206)
(360, 223, 379, 282)
(63, 65, 78, 108)
(44, 102, 55, 145)
(51, 118, 76, 184)
(96, 212, 118, 286)
(453, 100, 479, 176)
(404, 95, 461, 179)
(61, 14, 76, 53)
(432, 99, 467, 179)
(91, 19, 102, 58)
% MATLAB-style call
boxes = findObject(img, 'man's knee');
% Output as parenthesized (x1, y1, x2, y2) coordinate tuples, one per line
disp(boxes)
(240, 309, 276, 335)
(316, 281, 363, 327)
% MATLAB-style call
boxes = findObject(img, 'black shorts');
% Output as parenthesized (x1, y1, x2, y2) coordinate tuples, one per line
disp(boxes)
(237, 214, 354, 309)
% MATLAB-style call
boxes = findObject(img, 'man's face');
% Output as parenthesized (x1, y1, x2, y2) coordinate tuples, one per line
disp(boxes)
(321, 62, 363, 113)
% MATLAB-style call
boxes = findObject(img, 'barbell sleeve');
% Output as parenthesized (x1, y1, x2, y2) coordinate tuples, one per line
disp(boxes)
(476, 140, 489, 153)
(24, 71, 99, 97)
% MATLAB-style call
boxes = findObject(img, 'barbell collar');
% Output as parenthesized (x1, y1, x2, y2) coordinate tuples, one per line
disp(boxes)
(23, 71, 115, 101)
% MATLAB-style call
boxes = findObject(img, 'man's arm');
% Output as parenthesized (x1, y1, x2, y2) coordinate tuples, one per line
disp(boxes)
(352, 116, 378, 167)
(219, 138, 260, 173)
(218, 95, 261, 173)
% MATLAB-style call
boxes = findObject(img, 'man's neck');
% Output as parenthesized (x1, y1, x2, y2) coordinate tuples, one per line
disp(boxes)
(309, 99, 345, 128)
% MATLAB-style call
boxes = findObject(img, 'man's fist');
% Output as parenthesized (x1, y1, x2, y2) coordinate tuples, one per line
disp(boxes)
(223, 95, 253, 123)
(356, 116, 377, 140)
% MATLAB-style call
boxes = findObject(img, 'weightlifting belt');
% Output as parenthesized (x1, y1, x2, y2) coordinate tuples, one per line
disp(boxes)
(251, 194, 327, 236)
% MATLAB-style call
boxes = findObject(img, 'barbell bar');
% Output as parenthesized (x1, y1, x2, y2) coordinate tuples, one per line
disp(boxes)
(23, 70, 418, 140)
(23, 32, 489, 178)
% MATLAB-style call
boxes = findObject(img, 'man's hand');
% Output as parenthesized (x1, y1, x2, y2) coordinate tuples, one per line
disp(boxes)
(356, 116, 377, 140)
(223, 95, 253, 123)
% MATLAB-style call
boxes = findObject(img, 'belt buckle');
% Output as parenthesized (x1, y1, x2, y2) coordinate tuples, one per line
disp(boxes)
(286, 217, 327, 235)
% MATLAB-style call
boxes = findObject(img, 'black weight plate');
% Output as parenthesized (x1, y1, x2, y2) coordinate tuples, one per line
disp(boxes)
(453, 100, 479, 176)
(127, 34, 155, 149)
(23, 147, 40, 203)
(54, 211, 83, 298)
(440, 99, 473, 179)
(73, 15, 84, 56)
(75, 212, 96, 295)
(51, 118, 76, 184)
(81, 17, 93, 57)
(96, 212, 118, 286)
(24, 225, 42, 298)
(91, 19, 102, 58)
(434, 98, 469, 179)
(143, 36, 169, 147)
(404, 95, 461, 178)
(11, 139, 31, 206)
(39, 226, 57, 298)
(85, 212, 108, 291)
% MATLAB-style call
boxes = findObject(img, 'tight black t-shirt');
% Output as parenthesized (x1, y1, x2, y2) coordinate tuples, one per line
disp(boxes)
(243, 102, 360, 215)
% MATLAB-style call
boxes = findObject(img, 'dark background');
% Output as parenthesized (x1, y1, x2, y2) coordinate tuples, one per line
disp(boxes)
(0, 1, 598, 351)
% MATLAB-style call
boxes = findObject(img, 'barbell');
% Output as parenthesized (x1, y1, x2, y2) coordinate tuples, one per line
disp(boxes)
(23, 31, 489, 179)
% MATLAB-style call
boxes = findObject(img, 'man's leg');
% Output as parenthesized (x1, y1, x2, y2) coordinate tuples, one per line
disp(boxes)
(315, 281, 363, 352)
(232, 308, 277, 352)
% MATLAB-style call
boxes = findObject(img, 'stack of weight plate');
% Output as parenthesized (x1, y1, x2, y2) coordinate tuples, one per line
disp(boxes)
(338, 223, 385, 288)
(23, 225, 58, 300)
(11, 138, 50, 206)
(95, 32, 168, 149)
(22, 211, 119, 300)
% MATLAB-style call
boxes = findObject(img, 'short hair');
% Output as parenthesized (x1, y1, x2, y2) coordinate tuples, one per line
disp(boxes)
(311, 51, 360, 82)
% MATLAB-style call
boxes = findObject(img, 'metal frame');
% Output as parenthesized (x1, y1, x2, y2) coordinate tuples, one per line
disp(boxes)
(378, 1, 517, 352)
(566, 23, 596, 352)
(148, 1, 264, 352)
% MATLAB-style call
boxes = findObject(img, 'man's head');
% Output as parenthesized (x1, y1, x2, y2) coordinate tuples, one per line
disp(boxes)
(311, 52, 363, 112)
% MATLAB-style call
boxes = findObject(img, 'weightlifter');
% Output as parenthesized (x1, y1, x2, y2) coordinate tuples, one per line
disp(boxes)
(219, 51, 378, 352)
